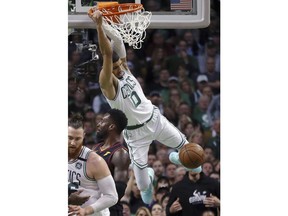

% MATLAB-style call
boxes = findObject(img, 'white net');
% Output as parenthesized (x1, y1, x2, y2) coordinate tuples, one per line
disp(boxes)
(101, 6, 152, 49)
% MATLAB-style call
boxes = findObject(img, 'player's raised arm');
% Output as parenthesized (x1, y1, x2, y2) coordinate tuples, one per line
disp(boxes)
(100, 18, 131, 74)
(89, 10, 116, 99)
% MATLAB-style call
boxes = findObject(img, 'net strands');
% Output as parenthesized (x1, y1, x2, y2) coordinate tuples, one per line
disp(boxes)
(100, 4, 152, 49)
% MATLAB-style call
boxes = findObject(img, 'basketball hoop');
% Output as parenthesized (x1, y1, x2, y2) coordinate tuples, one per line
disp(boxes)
(89, 3, 152, 49)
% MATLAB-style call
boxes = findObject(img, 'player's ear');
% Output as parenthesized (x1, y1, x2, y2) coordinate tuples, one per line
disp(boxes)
(109, 124, 115, 131)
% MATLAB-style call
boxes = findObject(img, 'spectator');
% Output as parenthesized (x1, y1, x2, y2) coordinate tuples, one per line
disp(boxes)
(149, 91, 165, 115)
(182, 30, 201, 57)
(193, 74, 209, 103)
(146, 47, 168, 85)
(135, 206, 152, 216)
(68, 89, 91, 117)
(197, 41, 220, 74)
(121, 170, 147, 215)
(179, 79, 196, 108)
(188, 131, 204, 148)
(152, 160, 166, 186)
(177, 113, 192, 132)
(166, 171, 220, 216)
(120, 201, 132, 216)
(165, 163, 177, 185)
(155, 176, 170, 191)
(151, 203, 164, 216)
(203, 57, 220, 95)
(92, 92, 111, 114)
(83, 120, 97, 148)
(148, 153, 157, 167)
(202, 161, 214, 177)
(149, 68, 170, 92)
(165, 40, 199, 76)
(174, 166, 187, 183)
(154, 187, 170, 207)
(160, 193, 170, 216)
(203, 147, 219, 169)
(206, 118, 220, 160)
(68, 77, 78, 105)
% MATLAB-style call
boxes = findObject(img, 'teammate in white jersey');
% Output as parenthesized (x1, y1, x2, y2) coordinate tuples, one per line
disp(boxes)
(68, 113, 118, 216)
(89, 10, 202, 205)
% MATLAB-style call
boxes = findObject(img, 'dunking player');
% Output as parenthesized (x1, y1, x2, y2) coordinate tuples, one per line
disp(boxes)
(89, 10, 202, 205)
(68, 113, 118, 216)
(92, 109, 130, 216)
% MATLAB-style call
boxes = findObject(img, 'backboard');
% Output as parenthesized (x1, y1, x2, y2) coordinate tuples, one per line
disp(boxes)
(68, 0, 210, 29)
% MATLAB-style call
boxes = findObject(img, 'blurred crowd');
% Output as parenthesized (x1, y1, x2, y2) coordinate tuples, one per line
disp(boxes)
(68, 1, 220, 215)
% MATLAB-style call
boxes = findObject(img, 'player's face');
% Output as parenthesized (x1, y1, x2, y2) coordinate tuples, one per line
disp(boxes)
(68, 126, 85, 156)
(96, 114, 112, 139)
(112, 59, 124, 78)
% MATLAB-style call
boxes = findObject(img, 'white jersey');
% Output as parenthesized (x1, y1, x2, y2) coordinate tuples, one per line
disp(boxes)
(68, 146, 109, 216)
(105, 70, 154, 126)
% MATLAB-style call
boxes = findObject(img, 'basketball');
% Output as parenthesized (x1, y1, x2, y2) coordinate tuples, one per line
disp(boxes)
(179, 143, 205, 169)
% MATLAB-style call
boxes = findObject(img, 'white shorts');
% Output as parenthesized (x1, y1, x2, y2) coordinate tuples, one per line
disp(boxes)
(123, 107, 188, 169)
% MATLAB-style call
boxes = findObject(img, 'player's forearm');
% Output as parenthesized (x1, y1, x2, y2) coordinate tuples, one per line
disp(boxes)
(102, 22, 126, 59)
(97, 24, 113, 87)
(97, 25, 113, 58)
(90, 175, 118, 213)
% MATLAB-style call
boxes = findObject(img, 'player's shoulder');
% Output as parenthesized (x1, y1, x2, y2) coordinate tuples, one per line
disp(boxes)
(87, 150, 105, 165)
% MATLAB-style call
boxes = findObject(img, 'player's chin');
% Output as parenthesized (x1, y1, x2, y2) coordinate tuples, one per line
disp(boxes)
(68, 147, 77, 154)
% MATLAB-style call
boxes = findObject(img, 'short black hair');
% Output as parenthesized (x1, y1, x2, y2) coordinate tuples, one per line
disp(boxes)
(112, 51, 120, 63)
(107, 109, 128, 134)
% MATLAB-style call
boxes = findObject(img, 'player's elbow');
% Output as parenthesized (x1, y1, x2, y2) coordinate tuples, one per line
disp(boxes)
(107, 192, 118, 206)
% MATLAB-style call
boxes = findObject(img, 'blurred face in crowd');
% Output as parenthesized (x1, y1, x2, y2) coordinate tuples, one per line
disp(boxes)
(202, 86, 213, 99)
(148, 154, 157, 167)
(213, 119, 220, 135)
(151, 203, 163, 216)
(122, 203, 131, 216)
(202, 162, 214, 176)
(189, 131, 203, 146)
(198, 95, 210, 111)
(159, 69, 170, 82)
(156, 149, 169, 165)
(175, 167, 186, 183)
(84, 121, 94, 135)
(166, 163, 177, 179)
(204, 147, 215, 162)
(74, 90, 86, 103)
(152, 160, 164, 177)
(184, 122, 195, 137)
(181, 80, 192, 93)
(206, 57, 216, 73)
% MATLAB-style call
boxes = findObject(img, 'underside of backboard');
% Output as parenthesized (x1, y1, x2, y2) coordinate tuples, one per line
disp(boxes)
(68, 0, 210, 29)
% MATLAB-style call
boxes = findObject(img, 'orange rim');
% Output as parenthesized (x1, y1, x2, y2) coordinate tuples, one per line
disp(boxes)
(99, 3, 143, 17)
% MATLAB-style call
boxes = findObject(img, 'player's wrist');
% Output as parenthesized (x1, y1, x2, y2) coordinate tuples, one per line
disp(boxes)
(85, 206, 94, 215)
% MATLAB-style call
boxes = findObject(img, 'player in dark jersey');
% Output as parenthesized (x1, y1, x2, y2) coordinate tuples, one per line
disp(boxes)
(92, 109, 131, 216)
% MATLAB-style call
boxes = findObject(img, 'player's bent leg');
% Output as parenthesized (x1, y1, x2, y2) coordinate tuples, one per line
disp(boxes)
(139, 167, 154, 204)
